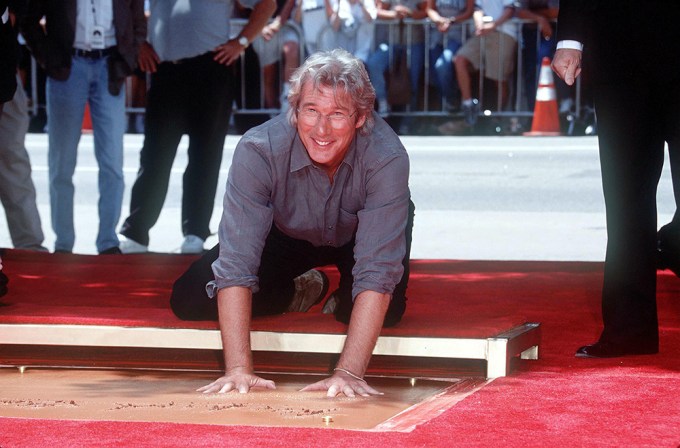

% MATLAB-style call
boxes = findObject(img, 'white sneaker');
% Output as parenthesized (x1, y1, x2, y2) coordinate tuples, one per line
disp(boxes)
(119, 236, 148, 254)
(181, 234, 205, 254)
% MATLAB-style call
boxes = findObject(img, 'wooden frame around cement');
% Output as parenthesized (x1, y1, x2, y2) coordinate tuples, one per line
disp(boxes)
(0, 322, 540, 378)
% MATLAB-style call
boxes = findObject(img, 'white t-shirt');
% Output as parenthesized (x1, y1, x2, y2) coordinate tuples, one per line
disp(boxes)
(74, 0, 117, 50)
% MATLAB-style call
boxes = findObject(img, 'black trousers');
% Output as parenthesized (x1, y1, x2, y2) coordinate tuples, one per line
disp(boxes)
(120, 53, 236, 245)
(593, 76, 680, 349)
(170, 200, 415, 328)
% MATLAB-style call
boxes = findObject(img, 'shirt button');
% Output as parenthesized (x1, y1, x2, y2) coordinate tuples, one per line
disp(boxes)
(328, 225, 333, 230)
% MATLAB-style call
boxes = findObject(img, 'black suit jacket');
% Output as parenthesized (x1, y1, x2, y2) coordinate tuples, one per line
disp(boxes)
(21, 0, 146, 95)
(0, 0, 17, 103)
(556, 0, 680, 85)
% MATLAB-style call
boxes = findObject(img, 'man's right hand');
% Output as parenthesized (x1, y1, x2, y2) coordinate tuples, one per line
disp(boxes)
(552, 48, 582, 86)
(197, 367, 276, 394)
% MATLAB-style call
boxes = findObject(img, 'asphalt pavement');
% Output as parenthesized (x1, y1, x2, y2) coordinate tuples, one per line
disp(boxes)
(1, 133, 676, 261)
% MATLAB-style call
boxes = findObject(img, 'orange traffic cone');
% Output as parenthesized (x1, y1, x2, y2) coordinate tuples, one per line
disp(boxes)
(82, 103, 93, 133)
(524, 57, 561, 136)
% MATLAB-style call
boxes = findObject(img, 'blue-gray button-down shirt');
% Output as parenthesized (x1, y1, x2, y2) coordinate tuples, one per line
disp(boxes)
(208, 113, 410, 300)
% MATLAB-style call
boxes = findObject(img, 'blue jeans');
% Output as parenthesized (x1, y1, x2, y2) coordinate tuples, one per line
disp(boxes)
(46, 55, 125, 253)
(430, 40, 462, 105)
(367, 42, 425, 110)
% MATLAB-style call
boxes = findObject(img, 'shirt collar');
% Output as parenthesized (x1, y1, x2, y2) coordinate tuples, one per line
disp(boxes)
(290, 132, 359, 174)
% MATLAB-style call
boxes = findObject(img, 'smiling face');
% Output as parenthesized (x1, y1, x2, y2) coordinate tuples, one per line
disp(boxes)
(296, 82, 366, 180)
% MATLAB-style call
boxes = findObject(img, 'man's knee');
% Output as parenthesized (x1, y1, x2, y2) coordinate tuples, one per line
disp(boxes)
(169, 275, 215, 321)
(169, 245, 219, 321)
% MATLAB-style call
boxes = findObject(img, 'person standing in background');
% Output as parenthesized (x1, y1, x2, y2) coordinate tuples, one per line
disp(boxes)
(322, 0, 376, 62)
(21, 0, 147, 254)
(0, 0, 18, 113)
(0, 0, 47, 251)
(250, 0, 300, 113)
(0, 73, 48, 252)
(1, 0, 17, 300)
(426, 0, 473, 112)
(453, 0, 516, 127)
(552, 0, 680, 358)
(366, 0, 428, 117)
(118, 0, 276, 255)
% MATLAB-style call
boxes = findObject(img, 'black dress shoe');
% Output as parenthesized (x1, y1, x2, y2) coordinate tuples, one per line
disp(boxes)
(0, 270, 8, 297)
(657, 248, 680, 277)
(657, 224, 680, 277)
(99, 246, 122, 255)
(575, 341, 658, 358)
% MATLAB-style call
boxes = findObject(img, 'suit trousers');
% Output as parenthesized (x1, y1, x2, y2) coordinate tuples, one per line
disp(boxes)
(0, 75, 45, 250)
(170, 200, 415, 328)
(593, 76, 680, 349)
(120, 53, 236, 246)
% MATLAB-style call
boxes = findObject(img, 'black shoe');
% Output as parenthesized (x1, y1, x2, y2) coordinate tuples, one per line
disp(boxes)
(462, 98, 480, 127)
(657, 248, 680, 277)
(657, 224, 680, 276)
(286, 270, 329, 313)
(0, 270, 8, 298)
(99, 246, 122, 255)
(575, 341, 658, 358)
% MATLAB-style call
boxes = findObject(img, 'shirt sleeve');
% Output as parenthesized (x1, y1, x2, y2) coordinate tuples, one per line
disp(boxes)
(556, 39, 583, 51)
(351, 151, 410, 299)
(207, 136, 275, 298)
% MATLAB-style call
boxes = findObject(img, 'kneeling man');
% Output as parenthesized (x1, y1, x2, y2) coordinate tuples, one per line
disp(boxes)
(170, 49, 414, 398)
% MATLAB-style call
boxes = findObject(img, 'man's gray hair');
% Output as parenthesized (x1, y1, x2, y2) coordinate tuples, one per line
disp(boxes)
(286, 49, 376, 135)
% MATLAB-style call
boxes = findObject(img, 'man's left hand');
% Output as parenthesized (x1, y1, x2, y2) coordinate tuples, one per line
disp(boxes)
(300, 371, 383, 398)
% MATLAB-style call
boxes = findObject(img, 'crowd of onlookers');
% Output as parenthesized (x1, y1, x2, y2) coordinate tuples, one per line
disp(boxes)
(17, 0, 589, 137)
(255, 0, 585, 135)
(1, 0, 591, 257)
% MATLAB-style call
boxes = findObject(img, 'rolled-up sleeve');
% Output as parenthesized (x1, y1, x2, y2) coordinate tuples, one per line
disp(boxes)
(351, 151, 410, 299)
(207, 136, 275, 298)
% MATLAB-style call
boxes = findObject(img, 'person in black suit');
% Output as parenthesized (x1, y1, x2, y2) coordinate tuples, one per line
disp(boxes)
(552, 0, 680, 358)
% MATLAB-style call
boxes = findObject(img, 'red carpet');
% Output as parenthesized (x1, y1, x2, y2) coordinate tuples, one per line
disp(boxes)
(1, 249, 679, 446)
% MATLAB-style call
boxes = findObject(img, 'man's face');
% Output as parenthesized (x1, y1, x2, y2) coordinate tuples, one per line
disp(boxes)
(296, 83, 366, 178)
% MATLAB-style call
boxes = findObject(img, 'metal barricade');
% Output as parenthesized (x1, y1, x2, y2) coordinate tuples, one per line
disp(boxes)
(24, 17, 584, 132)
(230, 18, 306, 115)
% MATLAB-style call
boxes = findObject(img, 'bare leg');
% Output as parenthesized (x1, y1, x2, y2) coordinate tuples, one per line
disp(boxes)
(454, 55, 473, 102)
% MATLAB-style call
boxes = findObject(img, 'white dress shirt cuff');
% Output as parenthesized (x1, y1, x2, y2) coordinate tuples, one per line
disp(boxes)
(556, 40, 583, 51)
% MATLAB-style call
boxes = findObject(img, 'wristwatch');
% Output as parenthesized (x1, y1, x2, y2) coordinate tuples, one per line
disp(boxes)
(237, 35, 249, 49)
